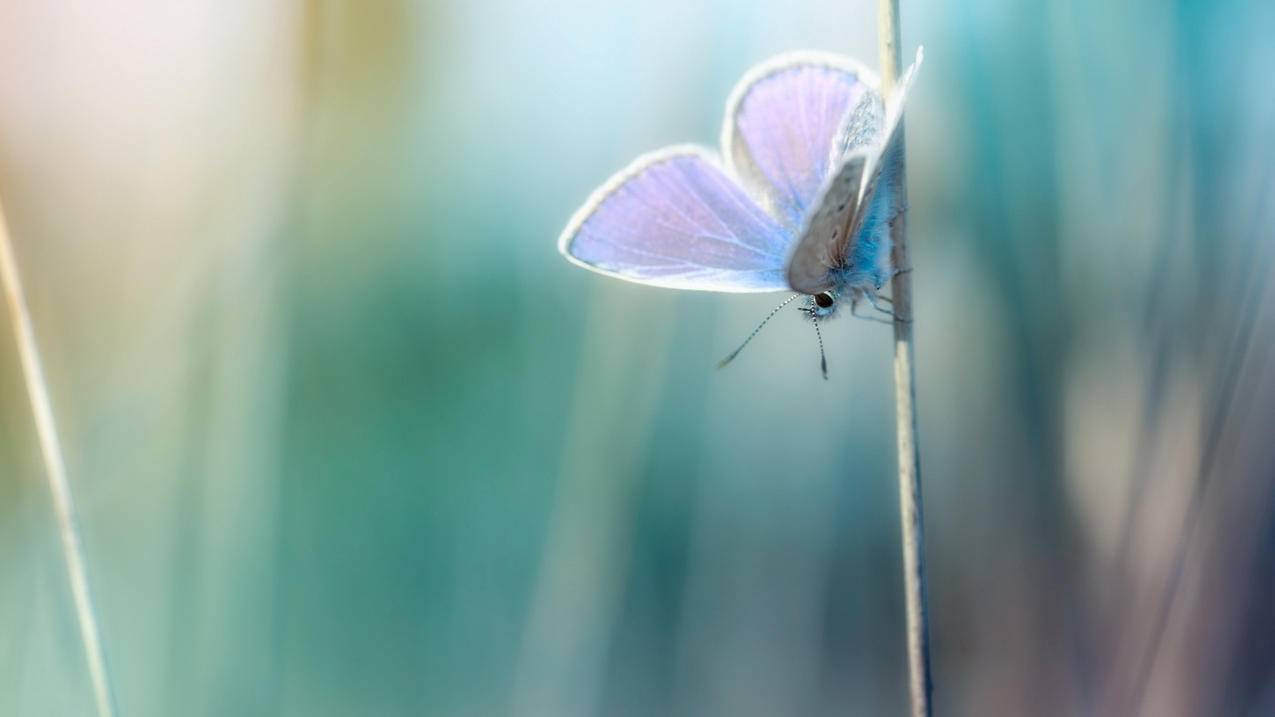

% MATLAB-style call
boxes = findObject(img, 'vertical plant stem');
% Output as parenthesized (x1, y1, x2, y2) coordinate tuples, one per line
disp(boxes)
(0, 195, 118, 717)
(877, 2, 933, 715)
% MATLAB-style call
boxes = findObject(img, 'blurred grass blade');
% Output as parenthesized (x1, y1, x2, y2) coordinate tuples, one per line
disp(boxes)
(1125, 165, 1275, 715)
(0, 195, 117, 717)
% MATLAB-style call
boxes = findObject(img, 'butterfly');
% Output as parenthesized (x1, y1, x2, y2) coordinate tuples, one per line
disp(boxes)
(558, 47, 923, 377)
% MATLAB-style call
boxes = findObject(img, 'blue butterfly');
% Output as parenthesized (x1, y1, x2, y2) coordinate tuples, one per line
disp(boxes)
(559, 48, 923, 377)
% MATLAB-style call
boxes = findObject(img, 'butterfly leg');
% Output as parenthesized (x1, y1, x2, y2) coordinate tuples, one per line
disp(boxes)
(865, 291, 912, 323)
(850, 298, 893, 325)
(867, 292, 894, 315)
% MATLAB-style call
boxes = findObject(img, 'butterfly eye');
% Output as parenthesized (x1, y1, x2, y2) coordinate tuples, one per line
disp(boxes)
(814, 292, 835, 309)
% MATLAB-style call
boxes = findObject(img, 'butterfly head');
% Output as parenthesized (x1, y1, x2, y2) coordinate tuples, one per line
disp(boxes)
(799, 290, 840, 320)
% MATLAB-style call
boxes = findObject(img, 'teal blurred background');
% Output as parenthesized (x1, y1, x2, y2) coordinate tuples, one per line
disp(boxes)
(2, 1, 1274, 715)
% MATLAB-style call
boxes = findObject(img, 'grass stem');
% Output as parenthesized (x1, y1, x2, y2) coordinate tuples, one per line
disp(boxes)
(0, 194, 118, 717)
(876, 2, 933, 715)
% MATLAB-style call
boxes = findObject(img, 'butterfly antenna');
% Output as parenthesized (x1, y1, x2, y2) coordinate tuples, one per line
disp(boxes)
(812, 319, 828, 380)
(718, 294, 801, 369)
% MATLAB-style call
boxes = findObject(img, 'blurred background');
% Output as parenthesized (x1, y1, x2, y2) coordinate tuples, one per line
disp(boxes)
(1, 1, 1272, 715)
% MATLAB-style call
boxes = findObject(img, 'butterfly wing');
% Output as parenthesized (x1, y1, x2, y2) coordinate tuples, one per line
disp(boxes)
(784, 152, 868, 293)
(722, 52, 879, 230)
(850, 47, 924, 239)
(559, 146, 792, 293)
(784, 46, 924, 293)
(836, 88, 886, 155)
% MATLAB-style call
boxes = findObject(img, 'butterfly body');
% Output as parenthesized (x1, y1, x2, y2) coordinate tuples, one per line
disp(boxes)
(559, 47, 923, 366)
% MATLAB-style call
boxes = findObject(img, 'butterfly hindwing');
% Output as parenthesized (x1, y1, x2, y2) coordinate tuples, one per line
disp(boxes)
(723, 53, 878, 230)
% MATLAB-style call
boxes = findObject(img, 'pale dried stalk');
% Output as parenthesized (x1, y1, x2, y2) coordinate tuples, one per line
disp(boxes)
(0, 195, 117, 717)
(877, 1, 933, 715)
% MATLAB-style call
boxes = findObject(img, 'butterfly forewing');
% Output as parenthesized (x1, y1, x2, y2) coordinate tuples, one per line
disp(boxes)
(559, 147, 791, 293)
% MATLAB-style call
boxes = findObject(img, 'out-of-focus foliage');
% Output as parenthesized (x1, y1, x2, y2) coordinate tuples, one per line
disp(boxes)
(1, 1, 1272, 715)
